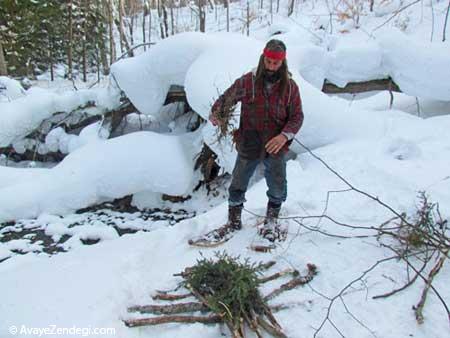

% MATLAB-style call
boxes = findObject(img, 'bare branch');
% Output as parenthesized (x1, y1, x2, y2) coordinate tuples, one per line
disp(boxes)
(123, 314, 222, 327)
(127, 301, 207, 315)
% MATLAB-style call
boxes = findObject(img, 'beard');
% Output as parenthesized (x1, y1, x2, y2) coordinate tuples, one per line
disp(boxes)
(263, 68, 281, 83)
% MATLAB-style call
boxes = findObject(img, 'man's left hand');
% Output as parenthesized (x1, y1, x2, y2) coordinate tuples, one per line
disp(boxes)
(265, 134, 288, 154)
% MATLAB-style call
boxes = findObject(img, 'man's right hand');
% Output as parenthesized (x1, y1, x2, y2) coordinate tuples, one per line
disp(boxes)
(209, 114, 219, 126)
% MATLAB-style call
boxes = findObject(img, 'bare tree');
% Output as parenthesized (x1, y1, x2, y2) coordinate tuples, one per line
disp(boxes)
(246, 1, 250, 36)
(444, 0, 450, 42)
(288, 0, 294, 16)
(149, 1, 153, 44)
(199, 0, 206, 32)
(226, 0, 230, 32)
(143, 1, 148, 51)
(170, 0, 175, 35)
(106, 0, 116, 65)
(118, 0, 125, 52)
(82, 0, 89, 82)
(157, 0, 169, 38)
(0, 39, 8, 76)
(68, 0, 73, 80)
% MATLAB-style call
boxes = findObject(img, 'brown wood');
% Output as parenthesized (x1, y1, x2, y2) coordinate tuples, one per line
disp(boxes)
(127, 302, 207, 315)
(264, 264, 317, 301)
(0, 40, 7, 76)
(123, 314, 222, 327)
(322, 78, 401, 94)
(152, 292, 192, 301)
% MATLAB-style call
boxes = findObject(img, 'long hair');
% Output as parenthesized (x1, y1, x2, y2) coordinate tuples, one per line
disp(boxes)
(255, 39, 290, 98)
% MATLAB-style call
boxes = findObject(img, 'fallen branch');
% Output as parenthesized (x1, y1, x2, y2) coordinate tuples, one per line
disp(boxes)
(256, 316, 287, 338)
(152, 292, 193, 301)
(372, 253, 430, 299)
(258, 269, 299, 284)
(264, 264, 317, 302)
(123, 314, 222, 327)
(127, 301, 207, 315)
(414, 251, 448, 324)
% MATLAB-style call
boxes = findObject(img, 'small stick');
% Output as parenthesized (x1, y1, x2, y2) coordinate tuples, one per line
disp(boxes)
(262, 305, 283, 330)
(373, 257, 429, 299)
(245, 310, 263, 338)
(258, 269, 299, 284)
(260, 260, 277, 270)
(250, 244, 276, 253)
(264, 264, 318, 301)
(256, 315, 288, 338)
(123, 314, 222, 327)
(414, 252, 448, 324)
(127, 302, 207, 315)
(152, 292, 192, 301)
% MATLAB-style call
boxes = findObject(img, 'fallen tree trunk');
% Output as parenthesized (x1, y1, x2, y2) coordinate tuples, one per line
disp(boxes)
(0, 100, 137, 163)
(321, 78, 401, 94)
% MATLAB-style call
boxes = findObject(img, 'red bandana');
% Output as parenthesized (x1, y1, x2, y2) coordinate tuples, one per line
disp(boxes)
(263, 48, 286, 60)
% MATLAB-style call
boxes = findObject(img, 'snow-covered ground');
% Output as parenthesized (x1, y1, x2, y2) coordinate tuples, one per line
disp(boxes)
(0, 1, 449, 337)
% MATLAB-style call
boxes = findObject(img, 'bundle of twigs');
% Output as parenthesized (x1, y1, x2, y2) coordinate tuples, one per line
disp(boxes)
(124, 253, 317, 338)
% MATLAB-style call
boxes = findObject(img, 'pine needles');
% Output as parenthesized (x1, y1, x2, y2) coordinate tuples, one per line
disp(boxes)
(184, 252, 265, 328)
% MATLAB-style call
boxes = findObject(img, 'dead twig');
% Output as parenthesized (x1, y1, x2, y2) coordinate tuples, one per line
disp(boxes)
(123, 314, 222, 327)
(264, 264, 317, 302)
(127, 302, 207, 315)
(258, 269, 299, 284)
(414, 251, 448, 324)
(152, 292, 192, 301)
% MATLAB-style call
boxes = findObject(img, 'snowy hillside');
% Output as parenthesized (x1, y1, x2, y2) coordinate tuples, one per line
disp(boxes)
(0, 1, 449, 338)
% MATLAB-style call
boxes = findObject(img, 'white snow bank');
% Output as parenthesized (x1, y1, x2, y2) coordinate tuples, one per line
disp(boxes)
(0, 131, 201, 222)
(379, 30, 450, 101)
(0, 76, 25, 102)
(110, 32, 211, 117)
(45, 121, 110, 154)
(278, 29, 450, 101)
(0, 83, 121, 147)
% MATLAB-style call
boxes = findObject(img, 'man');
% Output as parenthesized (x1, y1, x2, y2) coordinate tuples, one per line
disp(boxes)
(209, 39, 304, 242)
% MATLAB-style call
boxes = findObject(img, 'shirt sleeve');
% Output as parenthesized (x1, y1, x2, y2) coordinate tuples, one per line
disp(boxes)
(210, 74, 247, 121)
(282, 80, 304, 137)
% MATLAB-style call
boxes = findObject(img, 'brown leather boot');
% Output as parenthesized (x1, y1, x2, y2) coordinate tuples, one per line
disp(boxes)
(260, 202, 282, 242)
(228, 204, 243, 230)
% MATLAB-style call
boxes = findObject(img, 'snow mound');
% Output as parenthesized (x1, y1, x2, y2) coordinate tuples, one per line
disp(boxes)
(0, 131, 201, 222)
(0, 76, 25, 102)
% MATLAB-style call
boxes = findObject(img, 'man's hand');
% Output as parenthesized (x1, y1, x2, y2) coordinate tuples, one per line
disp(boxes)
(265, 134, 288, 154)
(209, 114, 219, 126)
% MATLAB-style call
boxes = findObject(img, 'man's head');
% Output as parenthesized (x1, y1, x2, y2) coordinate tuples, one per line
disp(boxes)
(262, 39, 286, 75)
(255, 39, 289, 94)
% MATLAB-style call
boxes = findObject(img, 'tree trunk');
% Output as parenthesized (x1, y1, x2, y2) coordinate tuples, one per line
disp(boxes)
(157, 0, 165, 39)
(82, 0, 89, 82)
(143, 2, 147, 51)
(288, 0, 294, 16)
(199, 0, 206, 32)
(129, 16, 135, 46)
(246, 1, 250, 36)
(107, 0, 116, 65)
(149, 4, 153, 44)
(48, 37, 54, 81)
(68, 0, 73, 80)
(170, 0, 175, 35)
(118, 0, 125, 53)
(226, 0, 230, 32)
(162, 1, 169, 37)
(0, 40, 7, 76)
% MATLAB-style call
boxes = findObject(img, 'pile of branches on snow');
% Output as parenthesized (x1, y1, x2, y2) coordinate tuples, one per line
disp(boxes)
(124, 252, 318, 338)
(375, 191, 449, 324)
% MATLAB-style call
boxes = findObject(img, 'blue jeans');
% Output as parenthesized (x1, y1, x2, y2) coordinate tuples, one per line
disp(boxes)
(228, 153, 287, 207)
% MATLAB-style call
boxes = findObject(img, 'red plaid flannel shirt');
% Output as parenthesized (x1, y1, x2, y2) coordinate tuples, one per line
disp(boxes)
(211, 71, 304, 158)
